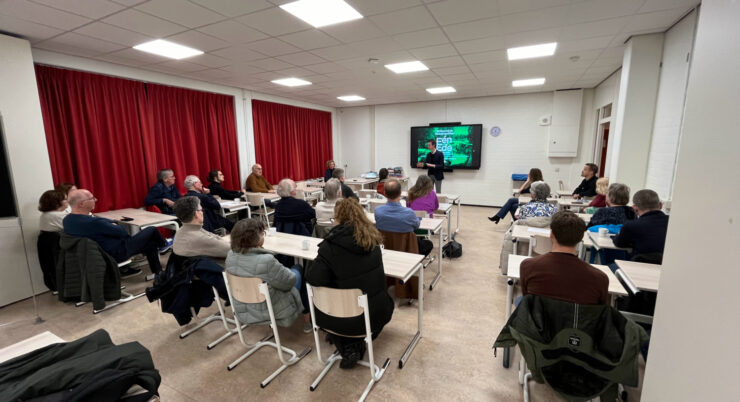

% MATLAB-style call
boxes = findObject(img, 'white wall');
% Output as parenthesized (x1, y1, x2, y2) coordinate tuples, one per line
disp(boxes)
(642, 2, 740, 399)
(339, 90, 598, 206)
(337, 106, 373, 178)
(0, 34, 56, 304)
(31, 50, 338, 184)
(645, 10, 697, 200)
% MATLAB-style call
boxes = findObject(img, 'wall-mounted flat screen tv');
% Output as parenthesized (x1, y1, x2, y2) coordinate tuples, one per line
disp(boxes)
(410, 124, 482, 170)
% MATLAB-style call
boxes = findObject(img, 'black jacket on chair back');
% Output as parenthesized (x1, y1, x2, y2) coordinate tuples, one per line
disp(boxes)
(306, 224, 394, 336)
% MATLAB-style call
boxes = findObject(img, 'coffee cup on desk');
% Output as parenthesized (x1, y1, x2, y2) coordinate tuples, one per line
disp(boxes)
(234, 198, 240, 202)
(268, 227, 277, 236)
(598, 227, 609, 238)
(301, 239, 310, 250)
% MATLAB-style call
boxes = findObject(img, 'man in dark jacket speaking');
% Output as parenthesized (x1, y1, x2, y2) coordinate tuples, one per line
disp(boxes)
(416, 139, 444, 193)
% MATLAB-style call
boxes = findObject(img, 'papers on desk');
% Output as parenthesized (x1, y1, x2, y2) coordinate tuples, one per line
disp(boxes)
(527, 227, 551, 235)
(219, 201, 241, 207)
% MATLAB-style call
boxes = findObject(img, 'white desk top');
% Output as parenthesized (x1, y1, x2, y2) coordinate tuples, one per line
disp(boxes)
(365, 212, 444, 232)
(583, 231, 631, 251)
(556, 190, 573, 197)
(346, 177, 379, 185)
(0, 331, 65, 363)
(95, 208, 177, 227)
(435, 203, 453, 214)
(245, 192, 281, 201)
(219, 200, 249, 210)
(558, 198, 590, 207)
(507, 255, 627, 296)
(518, 196, 559, 204)
(615, 260, 661, 292)
(511, 225, 551, 240)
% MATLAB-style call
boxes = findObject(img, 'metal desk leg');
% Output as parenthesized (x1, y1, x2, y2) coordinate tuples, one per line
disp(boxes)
(454, 199, 461, 233)
(446, 210, 452, 241)
(430, 228, 443, 290)
(503, 278, 515, 368)
(399, 263, 423, 369)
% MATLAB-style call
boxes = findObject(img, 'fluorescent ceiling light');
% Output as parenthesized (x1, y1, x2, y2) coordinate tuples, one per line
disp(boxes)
(512, 78, 546, 87)
(133, 39, 203, 60)
(507, 42, 557, 60)
(280, 0, 363, 28)
(271, 77, 312, 87)
(384, 61, 429, 74)
(337, 95, 365, 102)
(426, 86, 456, 94)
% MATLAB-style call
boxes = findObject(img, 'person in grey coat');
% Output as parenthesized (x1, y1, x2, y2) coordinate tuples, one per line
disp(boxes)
(225, 218, 311, 331)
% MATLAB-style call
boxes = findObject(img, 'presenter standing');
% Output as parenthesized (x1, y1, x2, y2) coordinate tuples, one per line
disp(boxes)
(416, 139, 444, 193)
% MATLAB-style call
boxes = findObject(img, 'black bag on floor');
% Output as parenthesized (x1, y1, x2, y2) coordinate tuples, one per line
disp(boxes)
(443, 240, 462, 258)
(417, 238, 434, 256)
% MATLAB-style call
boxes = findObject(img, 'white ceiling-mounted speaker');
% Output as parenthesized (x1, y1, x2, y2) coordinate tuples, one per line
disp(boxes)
(538, 115, 552, 126)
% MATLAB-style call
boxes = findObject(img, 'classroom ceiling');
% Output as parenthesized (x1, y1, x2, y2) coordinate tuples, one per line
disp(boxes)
(1, 0, 697, 108)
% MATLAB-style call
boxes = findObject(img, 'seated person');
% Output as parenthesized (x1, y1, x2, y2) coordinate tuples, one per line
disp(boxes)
(588, 183, 636, 227)
(64, 189, 166, 275)
(612, 189, 669, 263)
(145, 169, 180, 215)
(226, 218, 310, 331)
(521, 210, 609, 305)
(324, 160, 335, 183)
(588, 177, 609, 209)
(38, 190, 69, 232)
(489, 168, 543, 223)
(172, 196, 230, 259)
(331, 168, 358, 200)
(376, 168, 389, 196)
(245, 164, 275, 193)
(374, 179, 420, 233)
(273, 178, 316, 235)
(407, 175, 439, 218)
(207, 169, 246, 200)
(183, 175, 234, 233)
(306, 198, 394, 369)
(572, 163, 599, 199)
(315, 178, 341, 226)
(54, 182, 76, 213)
(516, 182, 558, 220)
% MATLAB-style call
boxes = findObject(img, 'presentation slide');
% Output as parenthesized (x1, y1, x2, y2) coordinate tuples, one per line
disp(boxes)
(410, 124, 482, 169)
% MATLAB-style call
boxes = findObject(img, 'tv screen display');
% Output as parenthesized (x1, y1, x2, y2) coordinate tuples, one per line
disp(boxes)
(410, 124, 482, 170)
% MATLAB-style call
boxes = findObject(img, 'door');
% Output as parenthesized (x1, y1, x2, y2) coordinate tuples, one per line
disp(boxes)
(599, 123, 609, 177)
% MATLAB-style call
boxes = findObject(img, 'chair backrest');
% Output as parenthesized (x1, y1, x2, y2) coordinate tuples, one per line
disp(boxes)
(309, 286, 364, 318)
(368, 199, 386, 213)
(413, 210, 428, 218)
(295, 189, 306, 199)
(379, 230, 419, 254)
(437, 195, 448, 203)
(531, 234, 552, 255)
(246, 193, 264, 206)
(358, 189, 376, 199)
(224, 271, 265, 303)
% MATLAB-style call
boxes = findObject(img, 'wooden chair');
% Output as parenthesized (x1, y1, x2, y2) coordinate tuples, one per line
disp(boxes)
(306, 285, 390, 402)
(379, 230, 419, 300)
(222, 272, 311, 387)
(246, 193, 274, 228)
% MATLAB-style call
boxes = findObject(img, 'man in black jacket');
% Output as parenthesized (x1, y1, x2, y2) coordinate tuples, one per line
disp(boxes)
(207, 169, 246, 200)
(273, 178, 316, 235)
(331, 168, 358, 200)
(417, 139, 445, 193)
(183, 175, 234, 234)
(612, 189, 669, 263)
(572, 163, 599, 199)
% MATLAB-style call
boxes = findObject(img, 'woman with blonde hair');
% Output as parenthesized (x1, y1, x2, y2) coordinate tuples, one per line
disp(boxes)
(306, 198, 394, 369)
(324, 160, 335, 182)
(407, 175, 439, 217)
(587, 177, 609, 209)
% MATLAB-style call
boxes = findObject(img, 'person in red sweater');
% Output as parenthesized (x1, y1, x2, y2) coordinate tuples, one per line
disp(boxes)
(588, 177, 609, 208)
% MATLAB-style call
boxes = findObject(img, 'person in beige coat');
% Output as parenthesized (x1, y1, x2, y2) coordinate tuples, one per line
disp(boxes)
(172, 196, 230, 259)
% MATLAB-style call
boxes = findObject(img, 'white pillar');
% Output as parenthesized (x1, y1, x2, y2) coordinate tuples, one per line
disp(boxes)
(642, 2, 740, 399)
(610, 33, 664, 189)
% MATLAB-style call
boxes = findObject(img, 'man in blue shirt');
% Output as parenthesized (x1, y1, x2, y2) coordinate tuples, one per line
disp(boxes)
(64, 189, 167, 275)
(145, 168, 180, 215)
(374, 179, 420, 233)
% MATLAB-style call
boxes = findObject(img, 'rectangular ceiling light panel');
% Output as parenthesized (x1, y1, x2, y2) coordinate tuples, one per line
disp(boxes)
(337, 95, 365, 101)
(280, 0, 363, 28)
(507, 42, 557, 60)
(133, 39, 203, 60)
(384, 61, 429, 74)
(512, 78, 546, 87)
(272, 77, 312, 86)
(426, 86, 456, 94)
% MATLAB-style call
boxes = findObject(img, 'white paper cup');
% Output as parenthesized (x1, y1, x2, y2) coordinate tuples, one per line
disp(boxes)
(598, 227, 609, 238)
(301, 239, 310, 250)
(234, 198, 240, 202)
(268, 227, 277, 236)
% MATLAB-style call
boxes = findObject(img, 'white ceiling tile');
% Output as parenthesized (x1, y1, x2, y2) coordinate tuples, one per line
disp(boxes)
(454, 36, 506, 55)
(197, 21, 268, 44)
(427, 0, 500, 25)
(503, 28, 559, 47)
(279, 30, 341, 50)
(433, 65, 472, 75)
(590, 56, 623, 67)
(349, 37, 403, 55)
(320, 19, 386, 43)
(165, 30, 230, 52)
(188, 53, 232, 68)
(499, 5, 571, 34)
(497, 0, 571, 16)
(185, 68, 235, 81)
(558, 36, 614, 52)
(393, 28, 449, 49)
(567, 0, 645, 24)
(35, 32, 125, 56)
(275, 52, 327, 66)
(639, 0, 697, 13)
(559, 17, 630, 41)
(95, 52, 157, 67)
(148, 60, 208, 73)
(345, 0, 421, 16)
(221, 63, 266, 75)
(111, 0, 147, 5)
(236, 7, 313, 36)
(423, 55, 466, 68)
(189, 0, 273, 17)
(135, 0, 225, 28)
(244, 38, 301, 57)
(0, 0, 92, 30)
(462, 50, 507, 65)
(0, 14, 63, 43)
(600, 46, 625, 59)
(210, 45, 269, 62)
(30, 0, 125, 19)
(409, 43, 458, 59)
(370, 6, 437, 35)
(442, 17, 502, 42)
(245, 57, 294, 70)
(103, 9, 188, 37)
(94, 47, 171, 65)
(74, 22, 151, 47)
(311, 44, 366, 61)
(623, 8, 689, 33)
(303, 62, 348, 74)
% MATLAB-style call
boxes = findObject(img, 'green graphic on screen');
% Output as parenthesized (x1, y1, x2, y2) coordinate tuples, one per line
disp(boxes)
(415, 126, 476, 168)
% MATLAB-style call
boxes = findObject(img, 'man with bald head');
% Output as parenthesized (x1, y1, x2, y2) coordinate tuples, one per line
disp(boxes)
(245, 164, 275, 193)
(64, 189, 166, 275)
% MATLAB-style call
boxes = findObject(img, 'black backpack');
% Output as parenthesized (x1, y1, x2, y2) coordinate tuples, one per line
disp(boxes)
(443, 240, 462, 258)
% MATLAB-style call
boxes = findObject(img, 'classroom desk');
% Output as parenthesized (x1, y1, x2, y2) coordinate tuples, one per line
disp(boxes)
(577, 213, 592, 223)
(558, 198, 590, 212)
(224, 231, 426, 368)
(218, 200, 250, 218)
(509, 225, 601, 259)
(345, 177, 379, 191)
(517, 196, 559, 204)
(366, 212, 446, 290)
(435, 202, 454, 241)
(0, 331, 65, 364)
(556, 190, 574, 198)
(95, 208, 179, 233)
(438, 193, 461, 233)
(244, 192, 281, 202)
(614, 260, 661, 293)
(583, 231, 631, 253)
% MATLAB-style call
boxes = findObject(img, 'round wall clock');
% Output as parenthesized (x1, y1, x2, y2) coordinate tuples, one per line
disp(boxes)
(490, 126, 501, 137)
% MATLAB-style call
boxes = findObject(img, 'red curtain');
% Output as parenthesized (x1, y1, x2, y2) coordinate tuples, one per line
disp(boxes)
(35, 65, 152, 212)
(35, 65, 240, 212)
(252, 100, 332, 184)
(144, 84, 241, 194)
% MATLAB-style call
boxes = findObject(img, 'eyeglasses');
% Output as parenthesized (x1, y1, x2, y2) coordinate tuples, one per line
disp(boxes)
(84, 197, 97, 202)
